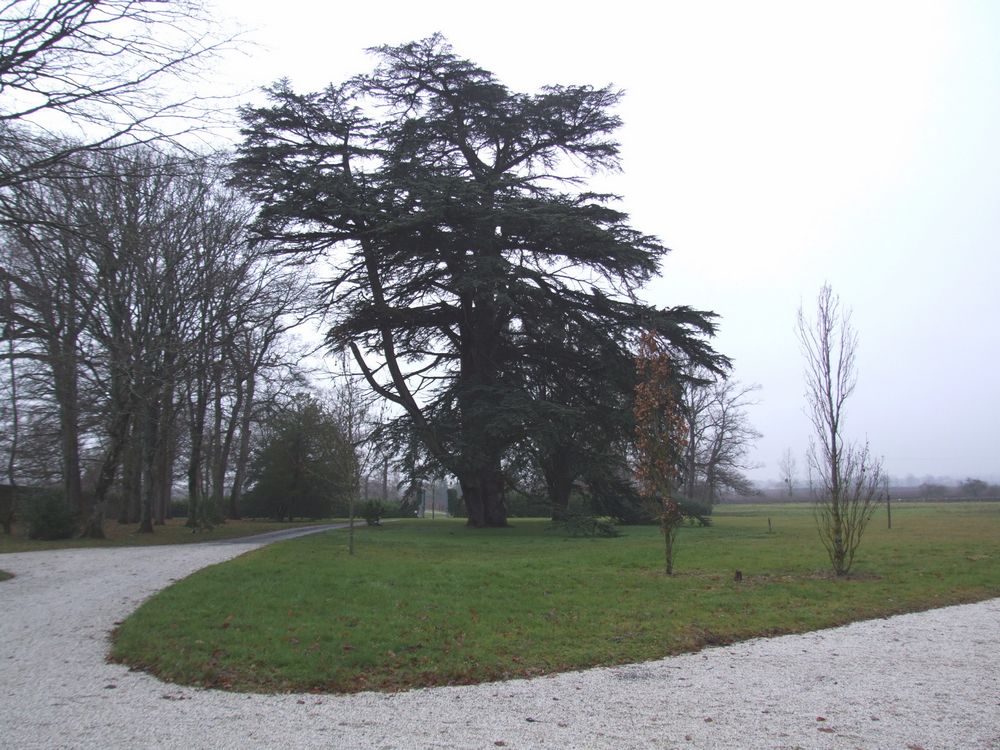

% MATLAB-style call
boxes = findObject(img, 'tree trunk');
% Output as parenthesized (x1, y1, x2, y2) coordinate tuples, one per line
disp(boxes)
(382, 457, 389, 502)
(210, 362, 242, 522)
(541, 449, 574, 522)
(4, 318, 19, 534)
(685, 417, 697, 500)
(186, 377, 208, 528)
(664, 525, 677, 575)
(548, 484, 571, 521)
(137, 382, 160, 534)
(459, 462, 507, 528)
(227, 374, 254, 519)
(206, 362, 224, 522)
(154, 434, 173, 525)
(50, 346, 84, 518)
(81, 498, 106, 539)
(118, 421, 142, 523)
(97, 285, 134, 532)
(83, 399, 132, 539)
(153, 380, 175, 525)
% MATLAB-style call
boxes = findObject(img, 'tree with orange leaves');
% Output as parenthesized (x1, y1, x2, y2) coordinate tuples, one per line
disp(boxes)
(634, 331, 689, 574)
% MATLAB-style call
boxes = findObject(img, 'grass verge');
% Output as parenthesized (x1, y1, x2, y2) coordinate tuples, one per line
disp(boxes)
(0, 517, 347, 554)
(0, 569, 12, 581)
(111, 502, 1000, 694)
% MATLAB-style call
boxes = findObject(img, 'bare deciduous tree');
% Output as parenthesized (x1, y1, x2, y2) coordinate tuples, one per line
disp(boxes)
(0, 145, 310, 537)
(681, 369, 761, 504)
(797, 283, 882, 576)
(778, 448, 797, 497)
(0, 0, 234, 190)
(324, 353, 391, 554)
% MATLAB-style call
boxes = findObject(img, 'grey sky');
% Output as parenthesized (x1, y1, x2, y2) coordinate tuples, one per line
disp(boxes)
(210, 0, 999, 483)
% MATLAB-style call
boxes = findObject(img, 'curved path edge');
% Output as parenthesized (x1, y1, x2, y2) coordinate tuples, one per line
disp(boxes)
(1, 528, 998, 749)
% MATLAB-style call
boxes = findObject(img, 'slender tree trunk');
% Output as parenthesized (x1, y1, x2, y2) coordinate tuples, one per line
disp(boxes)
(83, 398, 132, 539)
(205, 362, 225, 522)
(828, 425, 846, 574)
(154, 430, 173, 525)
(118, 418, 142, 523)
(4, 318, 19, 534)
(662, 497, 683, 575)
(93, 287, 133, 534)
(186, 377, 208, 528)
(137, 377, 161, 534)
(664, 525, 677, 575)
(381, 457, 388, 502)
(685, 418, 697, 500)
(227, 374, 254, 519)
(210, 364, 243, 522)
(153, 379, 176, 525)
(50, 345, 84, 518)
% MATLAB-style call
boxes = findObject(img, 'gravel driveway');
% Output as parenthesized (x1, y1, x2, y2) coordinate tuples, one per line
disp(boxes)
(1, 528, 998, 750)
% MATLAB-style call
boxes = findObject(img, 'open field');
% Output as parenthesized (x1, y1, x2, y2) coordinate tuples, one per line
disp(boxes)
(110, 502, 1000, 693)
(0, 517, 348, 554)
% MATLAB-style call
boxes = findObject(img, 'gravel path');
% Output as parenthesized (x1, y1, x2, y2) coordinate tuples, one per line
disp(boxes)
(1, 530, 998, 750)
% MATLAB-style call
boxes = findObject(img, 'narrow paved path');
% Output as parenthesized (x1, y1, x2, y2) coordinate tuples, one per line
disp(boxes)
(1, 528, 998, 749)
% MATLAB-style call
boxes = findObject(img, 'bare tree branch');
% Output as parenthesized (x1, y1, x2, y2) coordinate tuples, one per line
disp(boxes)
(0, 0, 240, 190)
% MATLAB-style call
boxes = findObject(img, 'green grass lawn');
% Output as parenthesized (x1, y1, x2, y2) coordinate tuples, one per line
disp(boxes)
(0, 517, 347, 554)
(111, 502, 1000, 694)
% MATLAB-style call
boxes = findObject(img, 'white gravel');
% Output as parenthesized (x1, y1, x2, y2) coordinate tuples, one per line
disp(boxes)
(1, 530, 998, 750)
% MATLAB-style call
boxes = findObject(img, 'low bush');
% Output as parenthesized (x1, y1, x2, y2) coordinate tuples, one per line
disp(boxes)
(678, 500, 713, 527)
(446, 487, 465, 518)
(506, 490, 552, 518)
(549, 513, 620, 538)
(23, 490, 78, 540)
(361, 499, 386, 526)
(0, 484, 16, 534)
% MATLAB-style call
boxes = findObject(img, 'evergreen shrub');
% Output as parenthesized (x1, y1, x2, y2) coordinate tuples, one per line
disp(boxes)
(24, 490, 77, 540)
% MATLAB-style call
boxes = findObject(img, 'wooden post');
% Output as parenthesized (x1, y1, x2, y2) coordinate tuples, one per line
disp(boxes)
(885, 475, 891, 530)
(348, 491, 355, 555)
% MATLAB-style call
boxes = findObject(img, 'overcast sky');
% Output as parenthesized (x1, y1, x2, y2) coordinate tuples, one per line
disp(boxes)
(209, 0, 999, 484)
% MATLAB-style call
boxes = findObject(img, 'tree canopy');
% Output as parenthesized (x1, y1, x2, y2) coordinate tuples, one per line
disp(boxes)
(233, 35, 725, 526)
(244, 395, 356, 521)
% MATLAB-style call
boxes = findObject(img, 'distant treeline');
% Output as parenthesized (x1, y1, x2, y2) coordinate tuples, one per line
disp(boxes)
(726, 477, 999, 504)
